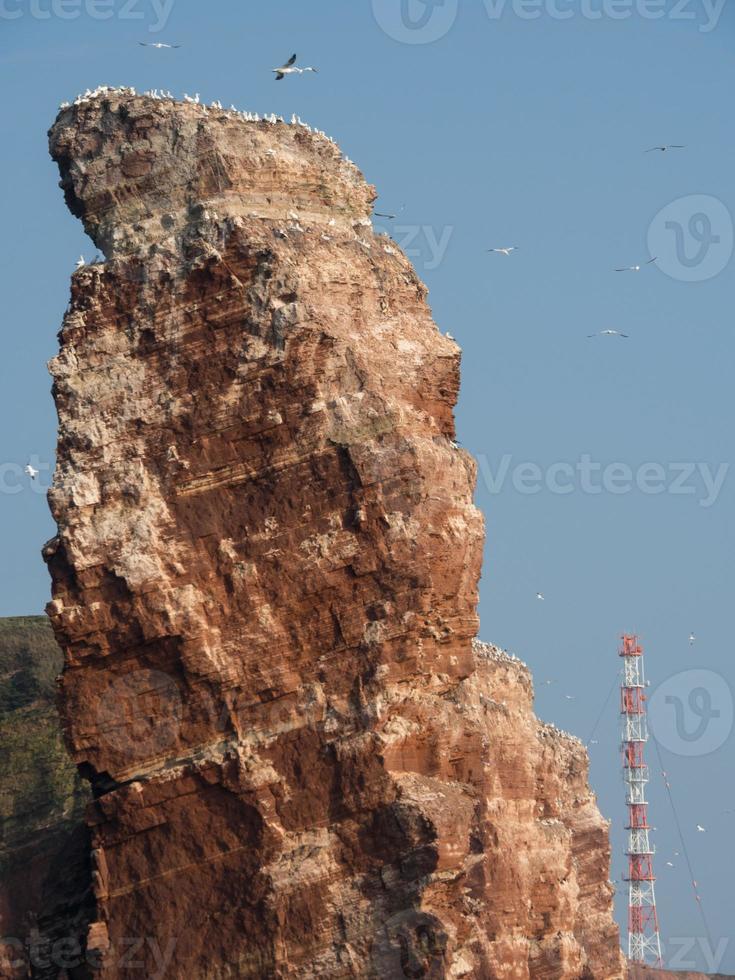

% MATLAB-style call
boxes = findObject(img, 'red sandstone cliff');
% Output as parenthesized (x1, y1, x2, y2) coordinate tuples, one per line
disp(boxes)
(39, 88, 625, 978)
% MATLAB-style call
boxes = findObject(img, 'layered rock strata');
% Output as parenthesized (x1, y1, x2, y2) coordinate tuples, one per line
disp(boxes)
(43, 90, 624, 979)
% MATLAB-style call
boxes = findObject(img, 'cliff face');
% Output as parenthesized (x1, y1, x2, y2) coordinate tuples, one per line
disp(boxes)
(42, 89, 624, 979)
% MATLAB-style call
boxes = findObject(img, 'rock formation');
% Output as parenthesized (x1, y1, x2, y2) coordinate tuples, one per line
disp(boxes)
(42, 89, 624, 978)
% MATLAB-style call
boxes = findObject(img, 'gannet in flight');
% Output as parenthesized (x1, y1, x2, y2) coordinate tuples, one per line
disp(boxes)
(488, 246, 520, 256)
(564, 695, 576, 700)
(75, 255, 85, 270)
(666, 861, 675, 867)
(24, 464, 39, 480)
(375, 205, 405, 220)
(139, 41, 181, 49)
(696, 824, 706, 832)
(535, 592, 545, 600)
(689, 632, 696, 645)
(273, 54, 318, 80)
(615, 257, 657, 272)
(646, 144, 686, 153)
(588, 329, 629, 338)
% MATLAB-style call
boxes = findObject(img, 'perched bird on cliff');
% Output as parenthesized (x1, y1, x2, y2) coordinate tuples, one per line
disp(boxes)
(645, 144, 686, 153)
(273, 54, 318, 80)
(138, 41, 181, 49)
(24, 464, 39, 480)
(488, 246, 520, 256)
(587, 329, 629, 339)
(615, 257, 657, 272)
(75, 255, 85, 270)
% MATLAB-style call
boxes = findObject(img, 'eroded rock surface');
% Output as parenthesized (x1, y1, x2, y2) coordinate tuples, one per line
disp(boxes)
(44, 90, 624, 978)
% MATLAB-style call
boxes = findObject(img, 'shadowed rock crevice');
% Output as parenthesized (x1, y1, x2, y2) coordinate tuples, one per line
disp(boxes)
(41, 89, 624, 978)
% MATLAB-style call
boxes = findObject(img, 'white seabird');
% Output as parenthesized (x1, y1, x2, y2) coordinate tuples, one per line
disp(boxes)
(24, 464, 39, 480)
(488, 246, 520, 256)
(689, 632, 696, 645)
(75, 255, 85, 270)
(588, 329, 629, 339)
(139, 41, 181, 49)
(696, 824, 706, 832)
(273, 54, 318, 81)
(536, 592, 545, 601)
(615, 257, 657, 272)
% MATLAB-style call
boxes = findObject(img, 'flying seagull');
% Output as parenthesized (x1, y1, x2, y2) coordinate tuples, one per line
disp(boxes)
(139, 41, 181, 49)
(488, 246, 520, 256)
(588, 329, 629, 339)
(615, 257, 657, 272)
(24, 464, 39, 480)
(273, 54, 318, 80)
(666, 861, 675, 867)
(689, 632, 696, 645)
(564, 695, 576, 701)
(696, 824, 706, 832)
(374, 205, 405, 220)
(75, 255, 86, 270)
(536, 592, 545, 601)
(645, 144, 686, 153)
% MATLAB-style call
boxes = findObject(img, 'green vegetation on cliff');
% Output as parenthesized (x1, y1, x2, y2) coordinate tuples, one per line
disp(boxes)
(0, 616, 88, 864)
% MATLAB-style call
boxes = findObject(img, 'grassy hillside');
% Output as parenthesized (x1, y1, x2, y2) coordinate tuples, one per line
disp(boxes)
(0, 616, 88, 864)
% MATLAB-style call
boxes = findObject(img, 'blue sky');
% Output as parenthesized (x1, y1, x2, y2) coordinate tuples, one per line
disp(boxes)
(1, 0, 733, 968)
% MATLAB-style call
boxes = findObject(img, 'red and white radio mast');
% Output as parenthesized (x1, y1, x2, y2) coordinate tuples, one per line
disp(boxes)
(620, 634, 663, 966)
